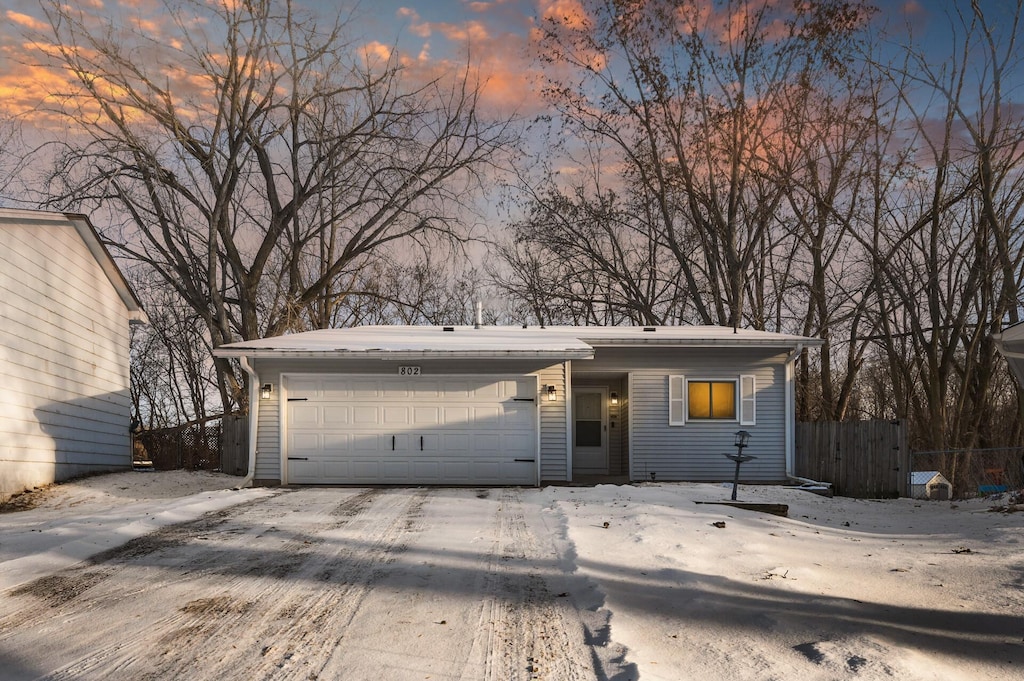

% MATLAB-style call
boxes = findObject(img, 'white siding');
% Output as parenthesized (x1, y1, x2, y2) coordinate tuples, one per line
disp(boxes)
(1, 215, 133, 497)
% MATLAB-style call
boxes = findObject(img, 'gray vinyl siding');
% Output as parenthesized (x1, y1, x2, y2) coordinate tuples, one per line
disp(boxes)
(251, 357, 562, 484)
(254, 381, 281, 483)
(539, 362, 568, 481)
(616, 348, 787, 482)
(1, 215, 132, 497)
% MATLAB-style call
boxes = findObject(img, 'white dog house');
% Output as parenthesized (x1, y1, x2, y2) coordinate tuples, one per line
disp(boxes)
(909, 471, 952, 500)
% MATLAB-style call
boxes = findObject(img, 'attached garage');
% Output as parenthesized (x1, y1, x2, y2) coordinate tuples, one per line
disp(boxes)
(284, 375, 538, 485)
(214, 324, 821, 487)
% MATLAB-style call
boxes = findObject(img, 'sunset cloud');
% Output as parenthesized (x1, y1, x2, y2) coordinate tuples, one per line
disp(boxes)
(397, 7, 433, 38)
(537, 0, 592, 30)
(6, 11, 49, 33)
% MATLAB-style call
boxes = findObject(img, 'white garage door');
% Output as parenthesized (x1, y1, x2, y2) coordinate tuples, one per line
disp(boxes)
(284, 375, 538, 485)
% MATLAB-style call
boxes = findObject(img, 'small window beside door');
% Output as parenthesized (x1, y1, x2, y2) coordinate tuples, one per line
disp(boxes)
(668, 375, 756, 426)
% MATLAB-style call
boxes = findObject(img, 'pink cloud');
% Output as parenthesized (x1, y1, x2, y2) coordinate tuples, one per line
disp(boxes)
(397, 7, 433, 38)
(6, 11, 49, 33)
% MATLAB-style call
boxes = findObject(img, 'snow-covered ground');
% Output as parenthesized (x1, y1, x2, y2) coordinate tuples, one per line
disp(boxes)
(0, 471, 1021, 680)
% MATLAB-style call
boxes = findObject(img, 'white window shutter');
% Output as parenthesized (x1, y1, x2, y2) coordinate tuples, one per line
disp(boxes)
(739, 374, 756, 425)
(669, 375, 686, 425)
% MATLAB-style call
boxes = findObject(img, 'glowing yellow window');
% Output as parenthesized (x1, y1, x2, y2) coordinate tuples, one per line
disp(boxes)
(687, 381, 736, 420)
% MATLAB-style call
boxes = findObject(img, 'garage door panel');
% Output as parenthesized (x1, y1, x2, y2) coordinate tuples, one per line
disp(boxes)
(414, 407, 441, 425)
(503, 404, 534, 428)
(413, 382, 442, 398)
(382, 385, 411, 398)
(380, 461, 411, 479)
(322, 431, 351, 450)
(288, 378, 321, 399)
(286, 375, 538, 485)
(443, 433, 471, 453)
(350, 380, 380, 397)
(474, 406, 501, 424)
(473, 382, 501, 399)
(413, 461, 441, 479)
(289, 459, 321, 482)
(383, 406, 410, 424)
(291, 432, 321, 453)
(321, 378, 351, 398)
(353, 406, 379, 424)
(323, 406, 350, 424)
(350, 433, 385, 451)
(503, 434, 534, 455)
(443, 406, 470, 425)
(323, 460, 351, 479)
(290, 405, 321, 427)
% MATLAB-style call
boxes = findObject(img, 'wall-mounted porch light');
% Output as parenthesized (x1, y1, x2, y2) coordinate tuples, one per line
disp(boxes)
(610, 392, 619, 406)
(260, 383, 273, 400)
(546, 384, 557, 401)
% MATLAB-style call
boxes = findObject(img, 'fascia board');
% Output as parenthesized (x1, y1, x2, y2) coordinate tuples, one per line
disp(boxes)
(212, 349, 597, 361)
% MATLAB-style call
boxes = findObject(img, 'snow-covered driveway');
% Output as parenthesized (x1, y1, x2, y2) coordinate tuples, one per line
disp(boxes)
(0, 486, 623, 680)
(2, 473, 1022, 681)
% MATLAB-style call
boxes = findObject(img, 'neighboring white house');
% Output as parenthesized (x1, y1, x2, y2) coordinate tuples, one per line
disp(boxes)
(909, 471, 952, 500)
(995, 321, 1024, 389)
(1, 209, 147, 500)
(214, 325, 822, 487)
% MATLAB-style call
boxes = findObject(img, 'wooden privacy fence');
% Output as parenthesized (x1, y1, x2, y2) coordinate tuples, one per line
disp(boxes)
(794, 420, 909, 498)
(133, 414, 248, 476)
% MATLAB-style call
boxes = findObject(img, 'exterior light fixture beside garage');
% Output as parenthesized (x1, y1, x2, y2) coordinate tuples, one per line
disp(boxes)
(546, 384, 557, 401)
(261, 383, 273, 400)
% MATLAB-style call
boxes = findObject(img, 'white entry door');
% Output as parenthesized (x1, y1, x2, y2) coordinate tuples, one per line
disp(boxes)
(573, 388, 608, 474)
(284, 375, 538, 485)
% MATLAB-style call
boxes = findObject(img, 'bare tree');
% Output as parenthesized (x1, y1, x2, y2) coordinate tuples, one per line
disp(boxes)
(861, 0, 1024, 456)
(517, 0, 872, 329)
(33, 0, 515, 411)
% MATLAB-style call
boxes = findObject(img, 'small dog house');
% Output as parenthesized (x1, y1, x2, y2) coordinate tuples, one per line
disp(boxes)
(910, 471, 952, 501)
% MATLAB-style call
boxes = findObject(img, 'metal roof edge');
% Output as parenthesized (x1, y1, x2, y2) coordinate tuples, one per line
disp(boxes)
(213, 349, 596, 360)
(582, 338, 825, 348)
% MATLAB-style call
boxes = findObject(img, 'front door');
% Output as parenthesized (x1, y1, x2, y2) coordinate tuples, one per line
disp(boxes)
(573, 388, 608, 474)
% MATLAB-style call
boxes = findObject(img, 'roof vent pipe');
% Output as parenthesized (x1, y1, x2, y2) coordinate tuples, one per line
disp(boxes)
(475, 301, 482, 329)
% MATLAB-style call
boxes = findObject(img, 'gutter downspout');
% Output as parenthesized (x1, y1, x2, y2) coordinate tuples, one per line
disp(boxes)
(239, 355, 259, 488)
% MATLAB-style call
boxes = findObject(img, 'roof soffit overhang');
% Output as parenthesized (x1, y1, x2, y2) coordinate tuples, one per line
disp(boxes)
(213, 349, 597, 361)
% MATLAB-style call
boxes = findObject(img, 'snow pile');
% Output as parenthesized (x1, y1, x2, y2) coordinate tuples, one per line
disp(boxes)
(0, 470, 275, 592)
(544, 482, 1024, 681)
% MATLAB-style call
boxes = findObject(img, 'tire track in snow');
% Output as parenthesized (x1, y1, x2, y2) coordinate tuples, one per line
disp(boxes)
(0, 488, 406, 681)
(470, 488, 594, 681)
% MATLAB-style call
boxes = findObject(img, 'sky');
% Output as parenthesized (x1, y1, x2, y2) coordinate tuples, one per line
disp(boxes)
(0, 0, 962, 125)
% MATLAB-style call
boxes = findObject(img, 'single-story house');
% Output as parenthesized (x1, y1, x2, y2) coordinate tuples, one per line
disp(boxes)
(909, 471, 952, 500)
(0, 209, 147, 500)
(994, 321, 1024, 389)
(214, 324, 822, 487)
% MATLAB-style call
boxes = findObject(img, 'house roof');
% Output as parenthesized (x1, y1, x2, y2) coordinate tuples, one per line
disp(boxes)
(0, 208, 148, 324)
(910, 471, 949, 486)
(214, 324, 822, 360)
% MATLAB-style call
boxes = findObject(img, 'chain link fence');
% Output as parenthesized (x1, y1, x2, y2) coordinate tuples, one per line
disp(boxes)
(911, 447, 1024, 499)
